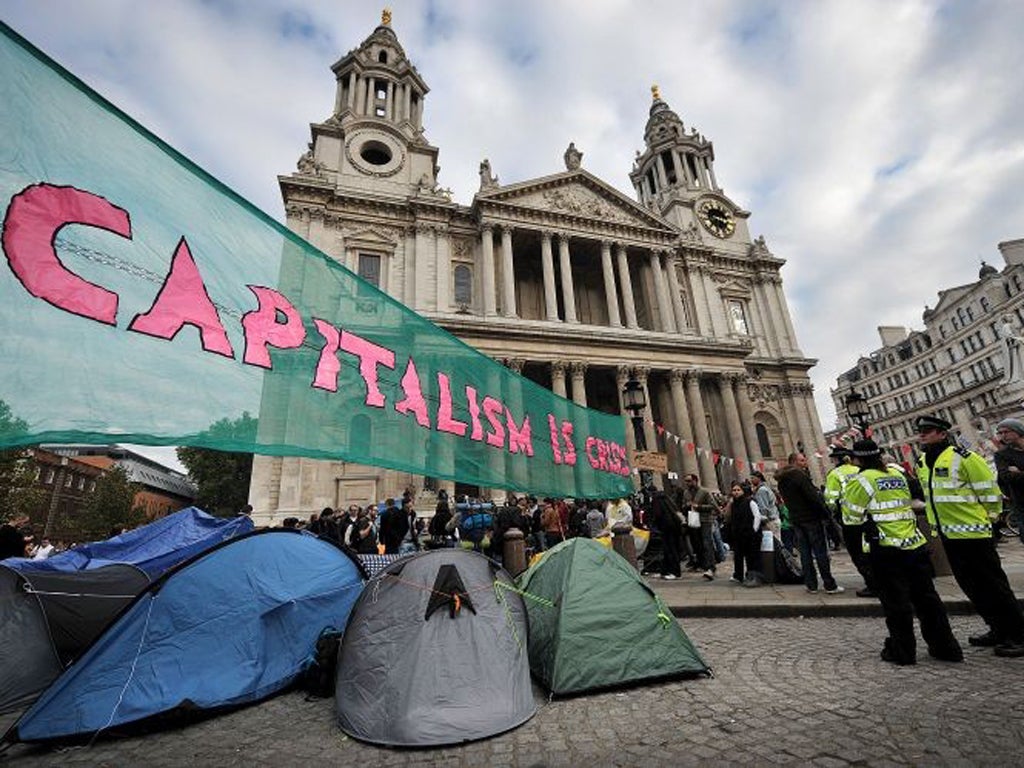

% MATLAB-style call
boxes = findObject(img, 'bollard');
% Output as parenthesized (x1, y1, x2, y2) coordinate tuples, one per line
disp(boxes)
(759, 529, 776, 584)
(502, 527, 526, 576)
(611, 523, 637, 570)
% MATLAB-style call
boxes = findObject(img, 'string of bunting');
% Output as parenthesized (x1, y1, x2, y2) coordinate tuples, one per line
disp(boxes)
(636, 418, 927, 476)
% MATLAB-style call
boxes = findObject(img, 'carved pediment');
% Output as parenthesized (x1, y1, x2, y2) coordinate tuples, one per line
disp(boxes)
(476, 171, 672, 231)
(342, 226, 399, 248)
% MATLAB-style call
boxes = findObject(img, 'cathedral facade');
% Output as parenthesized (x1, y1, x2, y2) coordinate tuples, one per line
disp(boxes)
(248, 15, 822, 521)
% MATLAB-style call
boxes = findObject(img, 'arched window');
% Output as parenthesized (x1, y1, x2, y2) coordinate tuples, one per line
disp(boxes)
(454, 264, 473, 305)
(378, 51, 388, 64)
(756, 423, 772, 457)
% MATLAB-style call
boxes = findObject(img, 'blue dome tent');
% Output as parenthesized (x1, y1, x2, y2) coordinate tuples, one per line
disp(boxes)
(6, 529, 365, 743)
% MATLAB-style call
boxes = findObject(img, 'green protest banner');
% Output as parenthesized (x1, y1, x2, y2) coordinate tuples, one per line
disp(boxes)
(0, 23, 632, 499)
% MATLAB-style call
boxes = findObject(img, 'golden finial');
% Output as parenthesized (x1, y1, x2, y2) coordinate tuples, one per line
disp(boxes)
(651, 84, 661, 101)
(382, 8, 392, 26)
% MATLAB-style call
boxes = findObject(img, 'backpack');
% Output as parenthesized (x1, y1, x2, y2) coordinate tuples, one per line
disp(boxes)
(459, 511, 492, 544)
(302, 626, 344, 698)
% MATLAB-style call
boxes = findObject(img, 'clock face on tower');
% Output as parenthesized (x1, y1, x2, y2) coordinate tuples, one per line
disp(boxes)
(696, 200, 735, 239)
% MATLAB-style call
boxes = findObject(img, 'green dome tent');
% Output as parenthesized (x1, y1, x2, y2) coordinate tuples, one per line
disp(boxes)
(517, 538, 710, 695)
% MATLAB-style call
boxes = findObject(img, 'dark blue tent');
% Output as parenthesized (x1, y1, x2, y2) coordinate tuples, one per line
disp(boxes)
(7, 529, 365, 743)
(3, 507, 252, 577)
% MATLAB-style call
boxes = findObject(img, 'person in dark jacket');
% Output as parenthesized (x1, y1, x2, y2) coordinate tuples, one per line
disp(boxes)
(351, 516, 379, 554)
(728, 482, 762, 586)
(776, 452, 843, 594)
(995, 417, 1024, 545)
(379, 499, 408, 554)
(0, 514, 30, 560)
(650, 490, 683, 579)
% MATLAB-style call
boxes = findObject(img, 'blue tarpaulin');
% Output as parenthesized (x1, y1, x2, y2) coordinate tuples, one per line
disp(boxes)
(3, 507, 252, 578)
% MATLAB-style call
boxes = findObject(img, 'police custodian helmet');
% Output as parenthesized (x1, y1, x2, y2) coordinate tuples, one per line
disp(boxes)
(851, 438, 882, 457)
(914, 414, 952, 433)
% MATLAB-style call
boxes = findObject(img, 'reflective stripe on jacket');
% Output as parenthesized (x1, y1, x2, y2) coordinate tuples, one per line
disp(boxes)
(825, 464, 862, 524)
(842, 468, 926, 551)
(916, 446, 1000, 539)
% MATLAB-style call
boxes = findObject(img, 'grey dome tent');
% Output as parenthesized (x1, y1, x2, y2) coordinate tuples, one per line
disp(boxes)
(0, 563, 148, 714)
(336, 549, 535, 746)
(516, 538, 710, 695)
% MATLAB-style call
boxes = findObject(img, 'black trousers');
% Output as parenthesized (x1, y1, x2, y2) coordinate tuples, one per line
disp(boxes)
(842, 523, 878, 592)
(732, 535, 759, 582)
(870, 545, 960, 663)
(660, 527, 682, 577)
(943, 536, 1024, 642)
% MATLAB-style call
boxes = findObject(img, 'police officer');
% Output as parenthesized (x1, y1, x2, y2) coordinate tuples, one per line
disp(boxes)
(825, 445, 877, 598)
(915, 414, 1024, 657)
(844, 438, 962, 665)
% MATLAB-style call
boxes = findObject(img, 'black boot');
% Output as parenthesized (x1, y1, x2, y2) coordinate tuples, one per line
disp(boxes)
(968, 630, 1002, 647)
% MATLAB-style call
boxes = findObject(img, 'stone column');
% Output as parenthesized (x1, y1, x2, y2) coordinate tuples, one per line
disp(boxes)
(669, 369, 699, 476)
(601, 240, 621, 327)
(734, 374, 762, 463)
(655, 154, 669, 188)
(480, 225, 496, 316)
(665, 252, 688, 332)
(353, 77, 365, 115)
(780, 385, 806, 456)
(685, 369, 717, 485)
(541, 231, 559, 321)
(551, 360, 568, 398)
(686, 260, 714, 336)
(570, 362, 588, 407)
(775, 279, 800, 351)
(752, 276, 780, 356)
(557, 234, 578, 323)
(616, 245, 639, 329)
(500, 226, 517, 317)
(411, 223, 434, 310)
(717, 372, 748, 478)
(671, 151, 685, 188)
(346, 72, 357, 110)
(767, 277, 796, 353)
(404, 85, 412, 123)
(386, 80, 395, 120)
(650, 249, 675, 332)
(435, 225, 450, 312)
(364, 77, 375, 115)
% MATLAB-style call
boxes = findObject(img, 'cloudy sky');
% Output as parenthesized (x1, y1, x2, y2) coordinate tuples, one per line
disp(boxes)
(4, 0, 1024, 472)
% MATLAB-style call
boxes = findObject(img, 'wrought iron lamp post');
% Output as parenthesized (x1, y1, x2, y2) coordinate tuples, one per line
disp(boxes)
(844, 388, 871, 434)
(623, 375, 652, 488)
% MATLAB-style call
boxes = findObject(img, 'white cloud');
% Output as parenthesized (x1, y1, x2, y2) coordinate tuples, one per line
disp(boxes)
(5, 0, 1024, 439)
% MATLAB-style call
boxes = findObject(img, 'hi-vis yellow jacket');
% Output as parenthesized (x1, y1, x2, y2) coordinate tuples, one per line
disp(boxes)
(843, 468, 926, 550)
(916, 445, 1001, 539)
(825, 463, 861, 524)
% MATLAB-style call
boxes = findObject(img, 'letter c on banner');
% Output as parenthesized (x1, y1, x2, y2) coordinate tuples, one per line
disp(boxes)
(2, 183, 129, 325)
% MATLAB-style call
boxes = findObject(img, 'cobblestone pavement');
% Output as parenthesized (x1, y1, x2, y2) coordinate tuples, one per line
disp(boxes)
(4, 614, 1024, 767)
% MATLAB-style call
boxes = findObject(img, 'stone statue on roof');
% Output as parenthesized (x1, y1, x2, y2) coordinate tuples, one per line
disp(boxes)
(479, 158, 498, 191)
(563, 142, 582, 171)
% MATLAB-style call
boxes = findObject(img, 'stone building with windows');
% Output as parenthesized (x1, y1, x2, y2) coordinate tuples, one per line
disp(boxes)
(830, 239, 1024, 449)
(248, 14, 822, 520)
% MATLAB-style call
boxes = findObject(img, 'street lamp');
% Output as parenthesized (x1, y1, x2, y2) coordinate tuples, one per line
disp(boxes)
(844, 388, 870, 433)
(622, 375, 652, 488)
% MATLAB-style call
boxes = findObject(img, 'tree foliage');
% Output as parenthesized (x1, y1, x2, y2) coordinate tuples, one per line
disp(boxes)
(79, 465, 145, 540)
(0, 401, 44, 522)
(176, 413, 256, 517)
